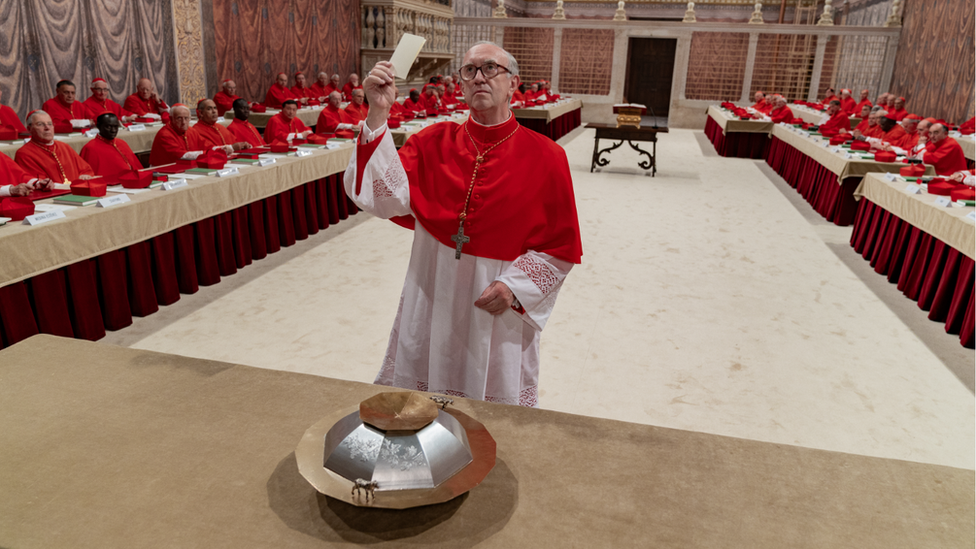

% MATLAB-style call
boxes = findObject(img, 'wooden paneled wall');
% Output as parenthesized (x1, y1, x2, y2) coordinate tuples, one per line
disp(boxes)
(211, 0, 361, 105)
(890, 0, 974, 124)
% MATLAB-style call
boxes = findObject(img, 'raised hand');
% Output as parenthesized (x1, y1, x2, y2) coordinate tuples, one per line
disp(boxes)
(363, 61, 396, 131)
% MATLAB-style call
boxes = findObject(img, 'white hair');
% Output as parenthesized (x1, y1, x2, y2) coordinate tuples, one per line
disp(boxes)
(469, 41, 519, 77)
(27, 110, 48, 125)
(875, 109, 888, 117)
(318, 72, 328, 78)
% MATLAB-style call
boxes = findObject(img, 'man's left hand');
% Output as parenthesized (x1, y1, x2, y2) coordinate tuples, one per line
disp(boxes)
(475, 281, 515, 315)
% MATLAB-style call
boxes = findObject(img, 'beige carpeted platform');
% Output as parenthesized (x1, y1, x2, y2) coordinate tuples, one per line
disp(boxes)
(104, 127, 975, 472)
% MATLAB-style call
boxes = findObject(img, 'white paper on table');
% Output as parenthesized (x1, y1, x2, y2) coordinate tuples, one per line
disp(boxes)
(33, 204, 76, 212)
(107, 185, 150, 194)
(70, 119, 91, 128)
(389, 33, 426, 80)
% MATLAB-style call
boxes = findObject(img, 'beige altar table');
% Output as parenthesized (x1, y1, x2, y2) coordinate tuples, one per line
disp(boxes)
(706, 105, 773, 134)
(0, 335, 971, 548)
(512, 97, 582, 123)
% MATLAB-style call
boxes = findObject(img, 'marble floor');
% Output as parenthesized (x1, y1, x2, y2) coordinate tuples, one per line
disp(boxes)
(102, 126, 975, 471)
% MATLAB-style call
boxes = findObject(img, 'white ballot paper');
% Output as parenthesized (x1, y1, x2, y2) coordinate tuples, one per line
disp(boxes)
(389, 33, 426, 80)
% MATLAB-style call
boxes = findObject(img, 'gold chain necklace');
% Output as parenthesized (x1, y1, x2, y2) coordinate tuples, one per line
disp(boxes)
(450, 120, 519, 259)
(31, 140, 70, 185)
(98, 135, 133, 170)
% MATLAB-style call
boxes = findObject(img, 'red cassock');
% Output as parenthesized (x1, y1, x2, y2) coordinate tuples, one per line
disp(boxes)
(853, 120, 871, 134)
(876, 124, 910, 148)
(512, 90, 525, 103)
(124, 94, 170, 122)
(821, 95, 838, 106)
(42, 97, 89, 125)
(442, 94, 458, 108)
(291, 85, 316, 100)
(0, 104, 26, 133)
(80, 136, 143, 177)
(840, 97, 857, 115)
(422, 94, 440, 115)
(354, 115, 582, 263)
(862, 123, 883, 138)
(750, 98, 767, 111)
(903, 131, 920, 150)
(82, 97, 133, 120)
(959, 117, 975, 135)
(149, 123, 201, 166)
(214, 91, 239, 116)
(341, 83, 361, 101)
(768, 105, 794, 124)
(343, 103, 369, 124)
(316, 105, 345, 135)
(228, 118, 266, 147)
(263, 113, 310, 144)
(923, 138, 969, 176)
(1, 151, 32, 185)
(820, 111, 851, 133)
(309, 83, 328, 99)
(325, 83, 341, 97)
(403, 98, 424, 113)
(853, 99, 872, 114)
(888, 107, 908, 122)
(15, 140, 94, 183)
(265, 84, 297, 109)
(188, 120, 237, 149)
(389, 102, 406, 116)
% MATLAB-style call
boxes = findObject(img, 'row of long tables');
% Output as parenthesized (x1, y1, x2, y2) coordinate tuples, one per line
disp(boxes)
(512, 98, 583, 141)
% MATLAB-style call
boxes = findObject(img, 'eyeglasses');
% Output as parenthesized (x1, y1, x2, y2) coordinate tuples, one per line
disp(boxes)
(458, 62, 511, 82)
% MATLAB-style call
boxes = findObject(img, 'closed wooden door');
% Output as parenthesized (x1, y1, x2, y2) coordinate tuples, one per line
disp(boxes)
(624, 38, 677, 117)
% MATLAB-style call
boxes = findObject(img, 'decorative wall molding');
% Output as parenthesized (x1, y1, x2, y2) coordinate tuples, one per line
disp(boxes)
(173, 0, 207, 105)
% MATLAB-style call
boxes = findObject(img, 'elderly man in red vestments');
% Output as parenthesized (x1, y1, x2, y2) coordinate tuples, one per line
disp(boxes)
(910, 124, 968, 176)
(310, 72, 329, 100)
(291, 72, 317, 101)
(316, 92, 358, 137)
(765, 96, 794, 124)
(853, 89, 872, 114)
(342, 74, 361, 101)
(887, 118, 932, 157)
(345, 42, 582, 407)
(82, 78, 136, 122)
(188, 99, 246, 153)
(821, 87, 838, 106)
(80, 113, 143, 177)
(214, 80, 242, 116)
(15, 111, 94, 183)
(123, 78, 168, 122)
(343, 88, 369, 124)
(864, 114, 910, 150)
(0, 88, 26, 135)
(853, 107, 884, 139)
(852, 104, 872, 132)
(264, 100, 313, 143)
(0, 152, 54, 197)
(227, 99, 266, 147)
(818, 100, 851, 133)
(888, 97, 908, 121)
(149, 105, 204, 166)
(750, 91, 767, 111)
(838, 89, 857, 115)
(42, 80, 90, 128)
(265, 73, 303, 109)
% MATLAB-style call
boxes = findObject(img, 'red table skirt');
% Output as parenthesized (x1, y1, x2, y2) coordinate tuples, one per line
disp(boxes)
(704, 116, 769, 159)
(764, 135, 859, 226)
(518, 108, 582, 141)
(850, 199, 974, 348)
(0, 174, 359, 349)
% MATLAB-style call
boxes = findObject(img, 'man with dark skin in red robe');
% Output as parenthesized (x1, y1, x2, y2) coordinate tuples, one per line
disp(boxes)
(80, 113, 143, 177)
(227, 99, 266, 147)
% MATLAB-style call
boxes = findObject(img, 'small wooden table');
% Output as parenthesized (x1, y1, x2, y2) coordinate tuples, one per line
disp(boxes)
(586, 123, 669, 176)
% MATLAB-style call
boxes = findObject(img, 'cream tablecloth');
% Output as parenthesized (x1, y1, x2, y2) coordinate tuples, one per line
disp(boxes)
(706, 105, 773, 134)
(512, 98, 583, 123)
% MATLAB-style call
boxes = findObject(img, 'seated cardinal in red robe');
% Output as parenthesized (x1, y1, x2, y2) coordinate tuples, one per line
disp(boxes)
(226, 99, 266, 147)
(443, 84, 459, 108)
(853, 89, 872, 115)
(750, 91, 767, 111)
(82, 78, 135, 122)
(264, 100, 313, 143)
(309, 73, 334, 102)
(41, 80, 90, 128)
(766, 97, 794, 124)
(15, 110, 94, 183)
(149, 104, 205, 166)
(214, 80, 242, 117)
(265, 73, 301, 109)
(818, 101, 851, 133)
(1, 149, 54, 197)
(188, 99, 247, 154)
(343, 89, 369, 124)
(915, 124, 969, 176)
(80, 113, 143, 177)
(866, 115, 910, 150)
(123, 78, 169, 122)
(959, 116, 975, 135)
(342, 74, 361, 101)
(0, 88, 26, 136)
(291, 72, 317, 101)
(887, 96, 909, 122)
(838, 89, 857, 116)
(820, 88, 838, 106)
(402, 89, 424, 114)
(316, 92, 357, 138)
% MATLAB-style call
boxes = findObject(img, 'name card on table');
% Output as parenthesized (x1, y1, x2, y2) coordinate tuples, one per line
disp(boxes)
(295, 149, 313, 157)
(325, 143, 340, 150)
(933, 196, 952, 208)
(884, 173, 897, 182)
(97, 194, 130, 208)
(127, 124, 147, 132)
(84, 129, 99, 138)
(162, 178, 188, 191)
(257, 158, 276, 167)
(23, 210, 67, 226)
(216, 167, 240, 177)
(905, 184, 922, 194)
(967, 212, 976, 222)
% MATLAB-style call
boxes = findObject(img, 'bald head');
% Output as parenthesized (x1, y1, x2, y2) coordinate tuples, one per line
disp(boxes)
(328, 91, 341, 107)
(929, 123, 947, 143)
(222, 80, 236, 92)
(137, 78, 155, 100)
